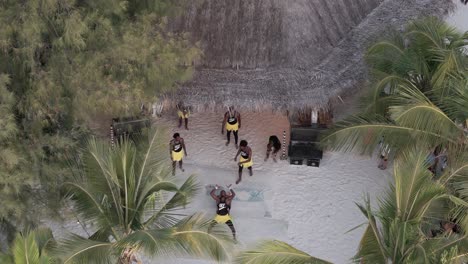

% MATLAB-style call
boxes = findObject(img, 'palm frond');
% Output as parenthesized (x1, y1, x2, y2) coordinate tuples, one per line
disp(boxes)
(53, 234, 114, 264)
(392, 149, 447, 221)
(322, 114, 441, 155)
(235, 240, 332, 264)
(120, 214, 233, 262)
(354, 224, 387, 264)
(164, 174, 200, 210)
(33, 228, 55, 255)
(86, 138, 124, 225)
(354, 196, 387, 264)
(431, 49, 465, 92)
(359, 74, 411, 114)
(171, 214, 233, 262)
(0, 254, 14, 263)
(115, 228, 175, 258)
(355, 148, 468, 263)
(405, 17, 457, 50)
(389, 83, 461, 145)
(441, 78, 468, 122)
(88, 228, 112, 242)
(365, 30, 405, 74)
(134, 127, 169, 201)
(143, 174, 200, 228)
(12, 231, 40, 264)
(439, 157, 468, 208)
(63, 181, 117, 236)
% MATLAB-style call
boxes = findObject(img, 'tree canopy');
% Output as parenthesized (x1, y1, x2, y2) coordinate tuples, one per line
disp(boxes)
(323, 17, 468, 157)
(0, 0, 199, 235)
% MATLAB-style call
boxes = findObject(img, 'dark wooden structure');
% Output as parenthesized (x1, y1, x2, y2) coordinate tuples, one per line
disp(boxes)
(110, 117, 151, 145)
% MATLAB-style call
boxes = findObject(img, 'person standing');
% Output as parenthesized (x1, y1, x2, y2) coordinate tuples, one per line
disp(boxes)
(222, 106, 241, 148)
(234, 140, 253, 184)
(169, 133, 187, 175)
(265, 135, 281, 162)
(208, 184, 236, 241)
(176, 102, 190, 130)
(378, 143, 390, 170)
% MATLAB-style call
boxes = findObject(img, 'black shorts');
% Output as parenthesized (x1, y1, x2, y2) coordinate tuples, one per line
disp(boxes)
(239, 165, 252, 172)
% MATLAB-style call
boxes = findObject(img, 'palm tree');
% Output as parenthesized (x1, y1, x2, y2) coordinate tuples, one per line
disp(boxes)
(54, 128, 233, 263)
(0, 228, 58, 264)
(354, 148, 468, 263)
(323, 17, 468, 157)
(235, 240, 332, 264)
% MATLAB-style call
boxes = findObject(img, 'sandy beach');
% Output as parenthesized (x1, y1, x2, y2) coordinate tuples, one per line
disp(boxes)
(155, 111, 392, 263)
(446, 0, 468, 32)
(44, 111, 391, 263)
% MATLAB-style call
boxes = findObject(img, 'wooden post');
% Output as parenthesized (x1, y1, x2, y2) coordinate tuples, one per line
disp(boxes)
(110, 125, 115, 147)
(281, 130, 287, 160)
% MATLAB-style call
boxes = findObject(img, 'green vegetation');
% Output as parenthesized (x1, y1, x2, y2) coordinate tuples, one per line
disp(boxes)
(324, 17, 467, 156)
(55, 129, 232, 263)
(235, 240, 332, 264)
(0, 0, 199, 235)
(0, 74, 36, 229)
(355, 148, 468, 263)
(0, 228, 58, 264)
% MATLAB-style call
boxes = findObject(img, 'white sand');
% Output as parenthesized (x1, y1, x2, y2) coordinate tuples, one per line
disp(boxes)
(152, 111, 392, 263)
(446, 0, 468, 32)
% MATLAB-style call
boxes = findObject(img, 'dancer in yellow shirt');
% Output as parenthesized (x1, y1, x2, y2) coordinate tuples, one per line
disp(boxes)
(208, 184, 236, 241)
(176, 102, 190, 130)
(222, 106, 241, 148)
(234, 140, 253, 184)
(169, 133, 187, 175)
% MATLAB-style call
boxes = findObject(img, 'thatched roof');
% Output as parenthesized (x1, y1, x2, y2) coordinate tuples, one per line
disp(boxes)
(165, 0, 453, 112)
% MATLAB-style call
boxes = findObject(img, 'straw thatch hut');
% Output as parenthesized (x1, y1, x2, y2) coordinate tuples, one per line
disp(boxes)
(163, 0, 452, 125)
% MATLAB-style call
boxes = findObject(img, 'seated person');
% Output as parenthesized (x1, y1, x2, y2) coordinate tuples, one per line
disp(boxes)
(265, 135, 281, 162)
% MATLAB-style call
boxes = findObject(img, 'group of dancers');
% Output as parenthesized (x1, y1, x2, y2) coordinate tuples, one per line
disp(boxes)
(169, 104, 283, 240)
(170, 105, 282, 183)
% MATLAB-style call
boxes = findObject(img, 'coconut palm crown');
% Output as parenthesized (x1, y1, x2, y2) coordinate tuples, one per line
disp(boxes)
(354, 148, 468, 263)
(55, 128, 232, 263)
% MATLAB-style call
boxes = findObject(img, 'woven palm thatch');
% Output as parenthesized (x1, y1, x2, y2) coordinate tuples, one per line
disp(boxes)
(165, 0, 453, 113)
